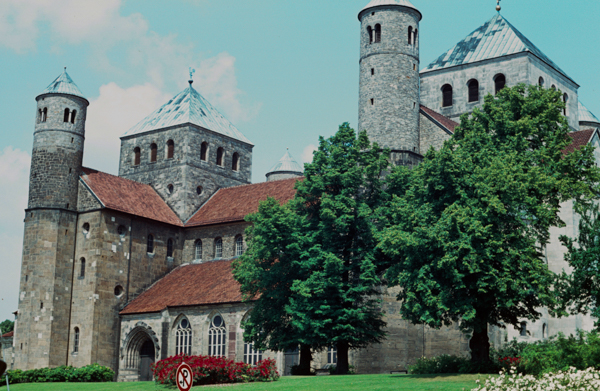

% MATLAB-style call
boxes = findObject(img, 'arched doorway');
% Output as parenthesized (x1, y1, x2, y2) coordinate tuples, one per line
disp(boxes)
(139, 340, 155, 381)
(123, 325, 158, 382)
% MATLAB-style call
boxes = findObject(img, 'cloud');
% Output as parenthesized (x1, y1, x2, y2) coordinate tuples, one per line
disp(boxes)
(0, 147, 30, 321)
(301, 144, 318, 163)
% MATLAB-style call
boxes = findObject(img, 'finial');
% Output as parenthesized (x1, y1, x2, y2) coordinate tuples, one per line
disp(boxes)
(496, 0, 501, 12)
(188, 67, 196, 86)
(64, 66, 67, 71)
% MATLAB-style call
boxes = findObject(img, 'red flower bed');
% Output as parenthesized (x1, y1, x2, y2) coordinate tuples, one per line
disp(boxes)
(151, 354, 279, 385)
(498, 356, 521, 370)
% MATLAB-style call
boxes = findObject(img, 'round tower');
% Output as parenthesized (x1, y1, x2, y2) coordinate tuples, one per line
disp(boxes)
(265, 149, 303, 181)
(358, 0, 422, 166)
(29, 69, 89, 211)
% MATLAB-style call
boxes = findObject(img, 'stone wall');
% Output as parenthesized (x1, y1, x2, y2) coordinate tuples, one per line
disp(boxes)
(419, 112, 452, 153)
(184, 222, 249, 262)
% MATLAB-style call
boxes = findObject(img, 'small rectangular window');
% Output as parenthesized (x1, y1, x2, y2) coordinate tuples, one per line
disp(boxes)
(370, 98, 374, 106)
(371, 68, 374, 75)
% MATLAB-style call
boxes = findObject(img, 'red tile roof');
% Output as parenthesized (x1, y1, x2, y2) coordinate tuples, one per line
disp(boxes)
(186, 177, 300, 227)
(564, 129, 596, 154)
(120, 259, 244, 315)
(420, 105, 459, 134)
(1, 331, 13, 338)
(80, 168, 183, 226)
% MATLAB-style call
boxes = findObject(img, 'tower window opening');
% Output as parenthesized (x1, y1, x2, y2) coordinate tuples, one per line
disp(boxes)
(41, 107, 48, 122)
(371, 68, 374, 76)
(539, 77, 545, 87)
(40, 301, 43, 309)
(494, 74, 506, 94)
(374, 24, 381, 43)
(232, 152, 239, 171)
(214, 237, 223, 259)
(196, 186, 203, 195)
(408, 26, 413, 44)
(71, 137, 74, 143)
(70, 110, 77, 124)
(150, 143, 157, 162)
(167, 184, 174, 194)
(413, 64, 416, 71)
(64, 108, 70, 122)
(147, 234, 154, 254)
(82, 223, 90, 235)
(413, 102, 416, 109)
(166, 140, 174, 159)
(367, 26, 373, 44)
(414, 29, 418, 46)
(370, 98, 374, 106)
(167, 238, 174, 258)
(201, 142, 208, 161)
(73, 327, 80, 353)
(468, 79, 479, 102)
(38, 109, 42, 123)
(563, 93, 568, 116)
(216, 147, 224, 166)
(442, 84, 453, 107)
(80, 258, 86, 278)
(133, 147, 141, 166)
(25, 275, 28, 282)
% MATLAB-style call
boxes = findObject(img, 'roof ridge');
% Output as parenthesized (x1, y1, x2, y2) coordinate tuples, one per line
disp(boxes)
(81, 167, 153, 188)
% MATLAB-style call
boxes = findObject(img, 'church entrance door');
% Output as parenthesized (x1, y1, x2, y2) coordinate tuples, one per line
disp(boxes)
(139, 340, 155, 381)
(283, 347, 299, 376)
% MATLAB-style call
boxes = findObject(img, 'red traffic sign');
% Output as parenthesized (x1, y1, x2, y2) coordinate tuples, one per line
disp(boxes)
(176, 362, 193, 391)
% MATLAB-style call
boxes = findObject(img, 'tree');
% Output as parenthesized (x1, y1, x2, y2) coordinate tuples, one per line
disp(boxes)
(378, 84, 600, 365)
(0, 319, 13, 335)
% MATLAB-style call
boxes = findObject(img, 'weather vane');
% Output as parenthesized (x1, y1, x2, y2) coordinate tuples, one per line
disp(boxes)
(189, 67, 196, 85)
(496, 0, 501, 12)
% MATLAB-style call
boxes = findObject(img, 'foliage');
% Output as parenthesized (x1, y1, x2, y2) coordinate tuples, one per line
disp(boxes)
(0, 364, 113, 385)
(471, 367, 600, 391)
(409, 355, 472, 374)
(378, 84, 600, 364)
(151, 353, 279, 386)
(0, 320, 14, 335)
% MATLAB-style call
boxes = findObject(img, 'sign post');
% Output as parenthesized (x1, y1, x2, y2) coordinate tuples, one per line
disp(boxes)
(176, 361, 193, 391)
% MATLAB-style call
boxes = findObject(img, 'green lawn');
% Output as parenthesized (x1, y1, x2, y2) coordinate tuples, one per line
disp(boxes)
(2, 374, 491, 391)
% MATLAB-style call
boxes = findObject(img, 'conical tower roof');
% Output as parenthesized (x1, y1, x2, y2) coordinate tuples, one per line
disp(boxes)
(579, 101, 600, 126)
(38, 69, 87, 102)
(123, 82, 252, 145)
(422, 14, 573, 83)
(267, 150, 303, 176)
(359, 0, 421, 20)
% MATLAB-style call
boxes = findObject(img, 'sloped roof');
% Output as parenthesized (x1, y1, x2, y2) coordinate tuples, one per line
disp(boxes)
(267, 150, 303, 175)
(120, 259, 243, 315)
(420, 105, 458, 134)
(1, 331, 13, 338)
(38, 69, 87, 102)
(80, 168, 183, 226)
(422, 14, 573, 83)
(186, 177, 299, 227)
(579, 101, 600, 125)
(563, 129, 596, 155)
(123, 83, 252, 145)
(359, 0, 421, 19)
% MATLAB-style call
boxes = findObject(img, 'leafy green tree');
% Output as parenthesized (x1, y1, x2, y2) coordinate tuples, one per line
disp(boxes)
(0, 319, 13, 335)
(378, 84, 600, 365)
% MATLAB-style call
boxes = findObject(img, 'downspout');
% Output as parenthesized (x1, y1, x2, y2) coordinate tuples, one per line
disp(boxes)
(66, 210, 79, 366)
(126, 217, 134, 302)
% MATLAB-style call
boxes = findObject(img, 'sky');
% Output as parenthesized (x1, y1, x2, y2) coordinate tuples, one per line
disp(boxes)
(0, 0, 599, 322)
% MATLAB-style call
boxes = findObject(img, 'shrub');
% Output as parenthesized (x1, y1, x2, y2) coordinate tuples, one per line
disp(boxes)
(409, 354, 473, 374)
(0, 364, 113, 386)
(151, 353, 279, 386)
(472, 367, 600, 391)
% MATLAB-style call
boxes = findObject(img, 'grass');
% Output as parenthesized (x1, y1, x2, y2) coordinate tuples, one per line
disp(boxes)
(2, 374, 492, 391)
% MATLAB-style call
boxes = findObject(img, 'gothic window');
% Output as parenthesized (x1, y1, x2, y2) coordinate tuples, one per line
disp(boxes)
(42, 107, 48, 122)
(367, 26, 373, 44)
(175, 317, 192, 355)
(73, 327, 80, 353)
(208, 315, 226, 357)
(216, 147, 224, 166)
(134, 147, 141, 166)
(80, 258, 86, 278)
(64, 108, 70, 122)
(150, 143, 157, 162)
(235, 235, 244, 256)
(147, 234, 154, 254)
(70, 110, 77, 124)
(408, 26, 413, 44)
(374, 24, 381, 43)
(520, 322, 527, 337)
(494, 74, 506, 94)
(442, 84, 453, 107)
(167, 140, 174, 159)
(563, 93, 568, 116)
(214, 238, 223, 259)
(467, 79, 479, 102)
(244, 342, 263, 365)
(232, 152, 239, 171)
(195, 239, 202, 261)
(201, 142, 208, 161)
(538, 77, 545, 87)
(167, 238, 174, 258)
(327, 345, 337, 364)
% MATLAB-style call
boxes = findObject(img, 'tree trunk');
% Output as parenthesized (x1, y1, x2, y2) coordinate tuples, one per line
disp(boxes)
(335, 341, 350, 375)
(469, 324, 490, 364)
(297, 344, 312, 375)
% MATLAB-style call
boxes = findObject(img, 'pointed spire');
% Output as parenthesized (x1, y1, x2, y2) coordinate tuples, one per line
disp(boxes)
(266, 149, 303, 181)
(38, 68, 88, 102)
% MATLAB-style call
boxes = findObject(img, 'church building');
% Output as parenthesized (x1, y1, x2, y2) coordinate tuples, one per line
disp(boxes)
(9, 0, 600, 381)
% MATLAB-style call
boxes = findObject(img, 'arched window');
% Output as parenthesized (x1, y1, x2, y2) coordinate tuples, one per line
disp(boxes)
(195, 239, 202, 261)
(150, 143, 157, 162)
(70, 110, 77, 124)
(414, 29, 418, 46)
(327, 345, 337, 364)
(467, 79, 479, 102)
(216, 147, 224, 166)
(235, 235, 244, 257)
(208, 315, 226, 357)
(73, 327, 80, 353)
(41, 107, 48, 122)
(167, 140, 174, 159)
(494, 74, 506, 94)
(147, 234, 154, 254)
(374, 24, 381, 43)
(175, 318, 192, 355)
(214, 238, 223, 259)
(244, 342, 263, 365)
(167, 238, 174, 258)
(542, 323, 548, 339)
(408, 26, 413, 44)
(64, 108, 70, 122)
(551, 84, 556, 90)
(232, 153, 239, 171)
(520, 322, 527, 337)
(80, 258, 86, 278)
(442, 84, 453, 107)
(367, 26, 373, 44)
(538, 77, 545, 87)
(201, 142, 208, 161)
(134, 147, 141, 166)
(563, 93, 568, 116)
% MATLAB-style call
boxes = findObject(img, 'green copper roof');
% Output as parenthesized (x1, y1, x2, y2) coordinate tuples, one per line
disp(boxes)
(579, 101, 600, 125)
(422, 14, 573, 83)
(39, 69, 87, 101)
(267, 150, 303, 175)
(123, 83, 252, 145)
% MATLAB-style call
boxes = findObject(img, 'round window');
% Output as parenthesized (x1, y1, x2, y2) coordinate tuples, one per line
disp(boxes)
(181, 318, 189, 329)
(196, 186, 203, 195)
(82, 223, 90, 235)
(117, 225, 126, 237)
(114, 285, 124, 297)
(213, 315, 223, 328)
(167, 184, 174, 194)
